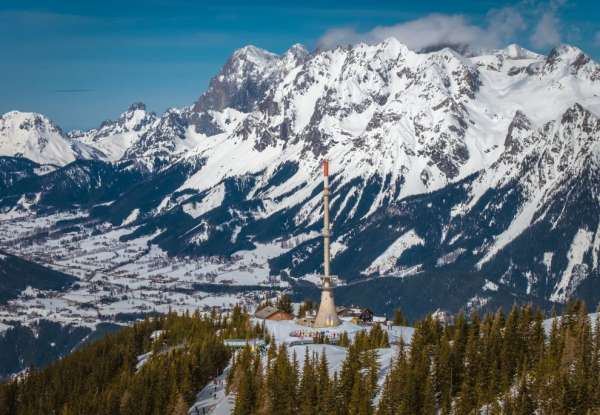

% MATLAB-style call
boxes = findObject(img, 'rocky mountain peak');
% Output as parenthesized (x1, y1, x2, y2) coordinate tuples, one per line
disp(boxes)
(561, 103, 589, 124)
(557, 104, 600, 157)
(1, 111, 63, 136)
(547, 44, 585, 63)
(193, 45, 283, 113)
(283, 43, 310, 66)
(0, 111, 96, 165)
(231, 45, 279, 66)
(127, 102, 147, 112)
(504, 110, 533, 154)
(118, 103, 155, 131)
(543, 44, 597, 76)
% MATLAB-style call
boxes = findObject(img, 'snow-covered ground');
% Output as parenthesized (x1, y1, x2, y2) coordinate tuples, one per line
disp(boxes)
(0, 321, 11, 335)
(190, 361, 234, 415)
(189, 318, 410, 414)
(263, 319, 365, 344)
(263, 318, 414, 345)
(0, 210, 282, 331)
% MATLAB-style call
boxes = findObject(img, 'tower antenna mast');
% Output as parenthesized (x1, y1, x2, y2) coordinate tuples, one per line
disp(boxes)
(323, 159, 331, 280)
(314, 159, 341, 328)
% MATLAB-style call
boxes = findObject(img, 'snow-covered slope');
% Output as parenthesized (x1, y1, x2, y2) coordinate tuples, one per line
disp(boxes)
(0, 112, 102, 166)
(70, 103, 158, 162)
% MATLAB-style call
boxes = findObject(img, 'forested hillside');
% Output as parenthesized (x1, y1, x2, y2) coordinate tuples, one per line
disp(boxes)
(0, 307, 264, 415)
(2, 302, 600, 414)
(230, 301, 600, 414)
(0, 251, 76, 304)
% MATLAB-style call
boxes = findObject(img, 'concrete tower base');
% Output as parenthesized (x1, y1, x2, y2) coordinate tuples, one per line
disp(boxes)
(313, 279, 341, 328)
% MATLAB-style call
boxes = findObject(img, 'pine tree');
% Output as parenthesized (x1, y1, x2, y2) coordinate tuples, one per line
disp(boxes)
(316, 349, 334, 414)
(570, 305, 593, 413)
(512, 369, 535, 415)
(338, 342, 361, 414)
(363, 348, 380, 414)
(592, 312, 600, 409)
(434, 330, 453, 414)
(500, 305, 520, 390)
(393, 309, 407, 326)
(170, 393, 188, 415)
(233, 347, 258, 415)
(299, 348, 317, 415)
(376, 373, 395, 415)
(298, 299, 316, 318)
(456, 315, 481, 414)
(339, 331, 350, 347)
(422, 366, 436, 415)
(450, 312, 468, 396)
(348, 371, 368, 415)
(276, 294, 293, 314)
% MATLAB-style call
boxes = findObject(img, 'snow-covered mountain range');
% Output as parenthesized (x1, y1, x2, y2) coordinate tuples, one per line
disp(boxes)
(2, 39, 600, 316)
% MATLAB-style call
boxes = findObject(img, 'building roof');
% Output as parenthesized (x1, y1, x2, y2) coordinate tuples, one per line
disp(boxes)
(254, 306, 280, 319)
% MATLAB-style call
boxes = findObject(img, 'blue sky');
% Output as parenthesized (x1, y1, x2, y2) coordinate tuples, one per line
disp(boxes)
(1, 0, 599, 130)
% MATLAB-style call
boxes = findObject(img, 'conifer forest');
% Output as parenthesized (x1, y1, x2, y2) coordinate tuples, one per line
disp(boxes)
(2, 302, 600, 414)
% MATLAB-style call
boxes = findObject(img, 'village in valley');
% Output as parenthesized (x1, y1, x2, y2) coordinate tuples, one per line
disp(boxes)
(0, 208, 287, 332)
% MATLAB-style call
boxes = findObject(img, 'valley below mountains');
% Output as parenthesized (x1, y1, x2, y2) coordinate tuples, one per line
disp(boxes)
(2, 38, 600, 354)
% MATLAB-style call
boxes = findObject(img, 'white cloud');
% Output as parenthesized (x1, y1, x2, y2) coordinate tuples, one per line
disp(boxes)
(317, 13, 509, 51)
(530, 11, 561, 48)
(486, 7, 527, 41)
(316, 2, 578, 54)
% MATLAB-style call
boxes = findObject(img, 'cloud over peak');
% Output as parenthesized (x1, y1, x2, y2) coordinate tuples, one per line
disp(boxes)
(317, 13, 514, 52)
(317, 2, 568, 54)
(530, 11, 561, 48)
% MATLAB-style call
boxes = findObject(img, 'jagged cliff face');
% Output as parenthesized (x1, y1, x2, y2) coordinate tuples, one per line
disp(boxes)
(2, 39, 600, 312)
(193, 44, 310, 113)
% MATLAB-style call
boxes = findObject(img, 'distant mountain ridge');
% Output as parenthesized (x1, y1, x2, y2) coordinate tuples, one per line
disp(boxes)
(2, 39, 600, 314)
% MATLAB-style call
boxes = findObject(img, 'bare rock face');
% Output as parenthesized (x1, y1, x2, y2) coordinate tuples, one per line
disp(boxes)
(125, 109, 188, 160)
(193, 44, 309, 114)
(504, 111, 533, 154)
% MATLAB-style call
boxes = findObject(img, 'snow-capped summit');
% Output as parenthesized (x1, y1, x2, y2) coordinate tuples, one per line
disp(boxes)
(0, 111, 98, 166)
(539, 44, 600, 80)
(71, 103, 158, 161)
(122, 107, 197, 167)
(499, 44, 541, 60)
(231, 45, 279, 67)
(282, 43, 310, 68)
(193, 45, 284, 113)
(193, 44, 314, 115)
